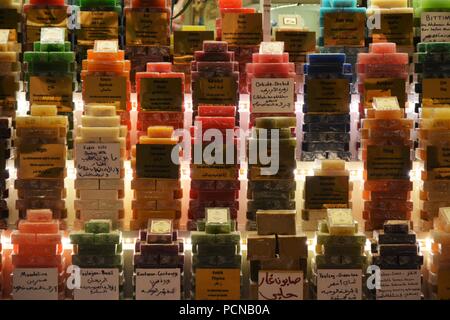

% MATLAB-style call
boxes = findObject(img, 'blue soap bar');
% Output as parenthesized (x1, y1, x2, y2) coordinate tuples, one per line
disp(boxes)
(307, 53, 346, 64)
(303, 132, 350, 143)
(302, 123, 350, 132)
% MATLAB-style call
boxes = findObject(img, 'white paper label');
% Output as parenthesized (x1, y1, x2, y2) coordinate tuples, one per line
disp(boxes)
(279, 15, 303, 29)
(76, 143, 121, 179)
(259, 41, 284, 54)
(0, 29, 9, 44)
(206, 207, 230, 224)
(12, 268, 59, 300)
(317, 269, 362, 300)
(251, 78, 295, 113)
(94, 40, 118, 52)
(376, 269, 422, 300)
(421, 12, 450, 42)
(74, 268, 119, 300)
(150, 219, 172, 234)
(135, 268, 181, 300)
(258, 270, 304, 300)
(40, 27, 65, 44)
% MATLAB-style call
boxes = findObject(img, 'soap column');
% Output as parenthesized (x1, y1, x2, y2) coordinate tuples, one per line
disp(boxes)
(130, 126, 182, 230)
(15, 105, 68, 226)
(74, 104, 126, 229)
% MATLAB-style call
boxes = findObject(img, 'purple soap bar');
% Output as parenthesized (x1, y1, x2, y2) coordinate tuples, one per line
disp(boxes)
(194, 51, 235, 62)
(203, 41, 228, 53)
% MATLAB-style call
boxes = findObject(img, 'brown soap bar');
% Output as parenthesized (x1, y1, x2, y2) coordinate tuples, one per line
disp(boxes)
(247, 234, 276, 261)
(256, 210, 297, 235)
(277, 235, 308, 259)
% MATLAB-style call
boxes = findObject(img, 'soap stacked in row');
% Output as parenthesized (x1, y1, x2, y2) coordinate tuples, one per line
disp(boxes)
(302, 53, 352, 161)
(0, 29, 20, 120)
(361, 97, 413, 231)
(302, 160, 352, 231)
(15, 105, 68, 225)
(135, 62, 185, 138)
(130, 126, 182, 230)
(10, 209, 65, 299)
(247, 210, 308, 299)
(246, 117, 297, 230)
(191, 41, 239, 114)
(246, 42, 297, 127)
(188, 105, 240, 231)
(123, 0, 171, 87)
(74, 104, 126, 229)
(0, 117, 11, 229)
(23, 37, 76, 154)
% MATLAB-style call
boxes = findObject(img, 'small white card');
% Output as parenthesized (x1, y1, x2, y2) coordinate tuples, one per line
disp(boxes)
(258, 270, 303, 300)
(76, 143, 121, 179)
(94, 40, 118, 53)
(0, 29, 10, 45)
(251, 78, 295, 113)
(74, 268, 119, 300)
(317, 269, 362, 300)
(259, 41, 284, 54)
(40, 27, 65, 44)
(421, 12, 450, 42)
(12, 268, 59, 300)
(376, 269, 422, 300)
(278, 15, 303, 29)
(206, 207, 230, 224)
(135, 269, 181, 300)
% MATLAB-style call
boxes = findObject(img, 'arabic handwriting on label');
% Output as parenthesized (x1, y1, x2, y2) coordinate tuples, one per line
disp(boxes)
(135, 269, 181, 300)
(258, 271, 303, 300)
(317, 269, 362, 300)
(13, 268, 59, 300)
(74, 269, 119, 300)
(376, 270, 421, 300)
(251, 78, 295, 113)
(76, 143, 120, 179)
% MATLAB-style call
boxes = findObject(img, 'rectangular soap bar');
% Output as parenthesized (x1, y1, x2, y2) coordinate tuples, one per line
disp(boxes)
(327, 208, 356, 236)
(256, 210, 297, 235)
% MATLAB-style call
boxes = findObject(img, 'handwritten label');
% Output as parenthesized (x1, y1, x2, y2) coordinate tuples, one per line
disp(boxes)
(30, 75, 73, 112)
(0, 29, 9, 44)
(77, 11, 119, 46)
(18, 144, 65, 179)
(306, 79, 350, 112)
(139, 78, 183, 112)
(304, 176, 349, 210)
(25, 8, 68, 44)
(258, 271, 303, 300)
(76, 143, 120, 179)
(40, 27, 65, 44)
(376, 269, 421, 300)
(421, 12, 450, 42)
(251, 78, 295, 113)
(222, 13, 263, 46)
(363, 78, 406, 109)
(324, 12, 365, 47)
(194, 77, 238, 109)
(275, 30, 316, 63)
(196, 269, 240, 300)
(136, 144, 180, 179)
(372, 13, 413, 46)
(135, 269, 181, 300)
(190, 164, 238, 180)
(125, 11, 168, 46)
(367, 146, 411, 180)
(84, 75, 127, 110)
(12, 268, 58, 300)
(173, 30, 215, 56)
(74, 268, 119, 300)
(317, 269, 362, 300)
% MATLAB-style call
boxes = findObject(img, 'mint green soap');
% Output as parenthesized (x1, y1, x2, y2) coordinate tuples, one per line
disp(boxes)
(76, 244, 119, 256)
(323, 244, 363, 256)
(70, 232, 95, 245)
(23, 52, 48, 63)
(48, 52, 75, 63)
(93, 231, 121, 244)
(85, 219, 111, 233)
(194, 243, 239, 256)
(316, 232, 366, 246)
(215, 232, 241, 245)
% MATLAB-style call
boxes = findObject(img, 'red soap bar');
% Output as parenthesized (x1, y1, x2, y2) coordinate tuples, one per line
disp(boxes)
(363, 210, 411, 220)
(14, 244, 60, 256)
(11, 232, 36, 245)
(18, 220, 59, 234)
(36, 233, 62, 245)
(198, 105, 236, 117)
(131, 0, 167, 7)
(146, 62, 172, 73)
(364, 200, 413, 212)
(12, 254, 64, 269)
(194, 117, 236, 129)
(364, 180, 413, 192)
(27, 209, 53, 222)
(252, 53, 289, 63)
(219, 0, 242, 8)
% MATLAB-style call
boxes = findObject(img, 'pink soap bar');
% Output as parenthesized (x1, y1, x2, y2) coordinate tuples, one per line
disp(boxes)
(11, 231, 36, 245)
(198, 105, 236, 117)
(194, 117, 236, 129)
(252, 53, 289, 63)
(146, 62, 172, 73)
(219, 0, 242, 8)
(247, 63, 294, 75)
(203, 41, 228, 53)
(369, 43, 397, 54)
(27, 209, 53, 222)
(18, 220, 59, 234)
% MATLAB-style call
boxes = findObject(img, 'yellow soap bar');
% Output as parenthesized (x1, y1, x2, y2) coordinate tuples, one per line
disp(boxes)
(321, 160, 345, 171)
(326, 208, 356, 236)
(369, 0, 408, 8)
(138, 136, 178, 145)
(0, 52, 18, 62)
(439, 207, 450, 232)
(147, 126, 174, 138)
(16, 115, 68, 128)
(421, 108, 450, 119)
(81, 116, 120, 127)
(79, 126, 120, 139)
(30, 105, 58, 116)
(181, 25, 207, 31)
(85, 104, 117, 116)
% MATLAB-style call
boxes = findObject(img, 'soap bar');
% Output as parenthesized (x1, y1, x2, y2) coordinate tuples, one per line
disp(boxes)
(327, 208, 356, 236)
(256, 210, 296, 235)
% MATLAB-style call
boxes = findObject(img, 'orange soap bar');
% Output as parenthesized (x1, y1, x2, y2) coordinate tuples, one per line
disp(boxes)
(36, 233, 62, 245)
(11, 232, 36, 245)
(12, 254, 64, 269)
(13, 244, 60, 256)
(27, 209, 53, 222)
(18, 220, 59, 234)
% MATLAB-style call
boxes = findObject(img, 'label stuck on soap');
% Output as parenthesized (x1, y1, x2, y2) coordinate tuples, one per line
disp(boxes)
(40, 27, 65, 44)
(421, 12, 450, 42)
(194, 77, 238, 109)
(19, 144, 65, 179)
(324, 12, 365, 47)
(12, 268, 59, 300)
(139, 78, 182, 112)
(259, 41, 284, 54)
(306, 79, 350, 112)
(94, 40, 118, 53)
(221, 13, 263, 46)
(125, 11, 169, 46)
(251, 78, 295, 113)
(190, 164, 238, 180)
(367, 146, 411, 180)
(258, 271, 304, 300)
(173, 30, 215, 56)
(376, 270, 421, 300)
(372, 13, 413, 46)
(304, 176, 349, 210)
(135, 269, 181, 300)
(363, 78, 406, 109)
(25, 8, 68, 44)
(195, 269, 240, 300)
(206, 208, 230, 224)
(423, 79, 450, 105)
(74, 268, 120, 300)
(317, 269, 362, 300)
(136, 144, 180, 179)
(0, 29, 9, 44)
(274, 30, 316, 63)
(75, 143, 121, 179)
(30, 76, 73, 112)
(278, 14, 303, 29)
(83, 75, 127, 110)
(77, 11, 119, 46)
(150, 219, 172, 234)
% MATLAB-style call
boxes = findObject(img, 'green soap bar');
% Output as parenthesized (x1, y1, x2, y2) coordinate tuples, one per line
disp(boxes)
(205, 222, 231, 234)
(191, 232, 241, 245)
(192, 255, 217, 268)
(85, 219, 111, 233)
(72, 254, 123, 268)
(94, 231, 121, 244)
(49, 52, 75, 63)
(417, 42, 450, 53)
(196, 220, 206, 232)
(215, 232, 241, 245)
(70, 232, 94, 245)
(421, 0, 450, 8)
(65, 42, 71, 52)
(253, 127, 293, 139)
(23, 52, 48, 63)
(76, 244, 118, 256)
(315, 254, 367, 269)
(323, 245, 364, 256)
(40, 43, 66, 52)
(217, 255, 241, 268)
(191, 232, 215, 245)
(255, 117, 297, 129)
(316, 232, 366, 246)
(195, 243, 239, 256)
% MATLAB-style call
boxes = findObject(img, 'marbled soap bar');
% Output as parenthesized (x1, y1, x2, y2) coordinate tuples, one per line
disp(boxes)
(0, 29, 20, 120)
(74, 104, 126, 229)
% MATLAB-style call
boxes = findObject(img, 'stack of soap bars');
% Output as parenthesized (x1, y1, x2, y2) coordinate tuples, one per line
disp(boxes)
(130, 126, 182, 230)
(10, 209, 65, 299)
(69, 219, 124, 298)
(371, 220, 423, 298)
(124, 0, 170, 87)
(311, 208, 367, 297)
(135, 62, 185, 139)
(0, 29, 20, 120)
(247, 209, 308, 299)
(15, 105, 68, 226)
(0, 117, 11, 228)
(134, 219, 184, 295)
(361, 97, 413, 231)
(74, 104, 126, 229)
(417, 108, 450, 230)
(81, 41, 131, 151)
(23, 36, 76, 154)
(429, 207, 450, 299)
(216, 0, 261, 93)
(188, 105, 239, 231)
(357, 43, 409, 121)
(23, 0, 70, 51)
(366, 0, 414, 53)
(190, 207, 241, 298)
(190, 41, 239, 114)
(246, 42, 297, 127)
(319, 0, 366, 86)
(246, 117, 297, 231)
(302, 53, 352, 161)
(302, 160, 352, 231)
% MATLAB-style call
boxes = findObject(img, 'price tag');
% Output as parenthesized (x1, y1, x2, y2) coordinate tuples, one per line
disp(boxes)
(258, 271, 303, 300)
(74, 268, 120, 300)
(421, 12, 450, 42)
(278, 15, 303, 29)
(135, 269, 181, 300)
(94, 40, 118, 53)
(195, 269, 240, 300)
(251, 78, 295, 113)
(206, 207, 230, 224)
(317, 269, 362, 300)
(12, 268, 59, 300)
(259, 41, 284, 54)
(75, 143, 121, 179)
(0, 29, 9, 44)
(376, 269, 421, 300)
(40, 27, 65, 44)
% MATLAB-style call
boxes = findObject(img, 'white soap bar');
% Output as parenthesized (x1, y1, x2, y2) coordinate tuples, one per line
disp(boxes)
(81, 116, 120, 127)
(85, 104, 117, 116)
